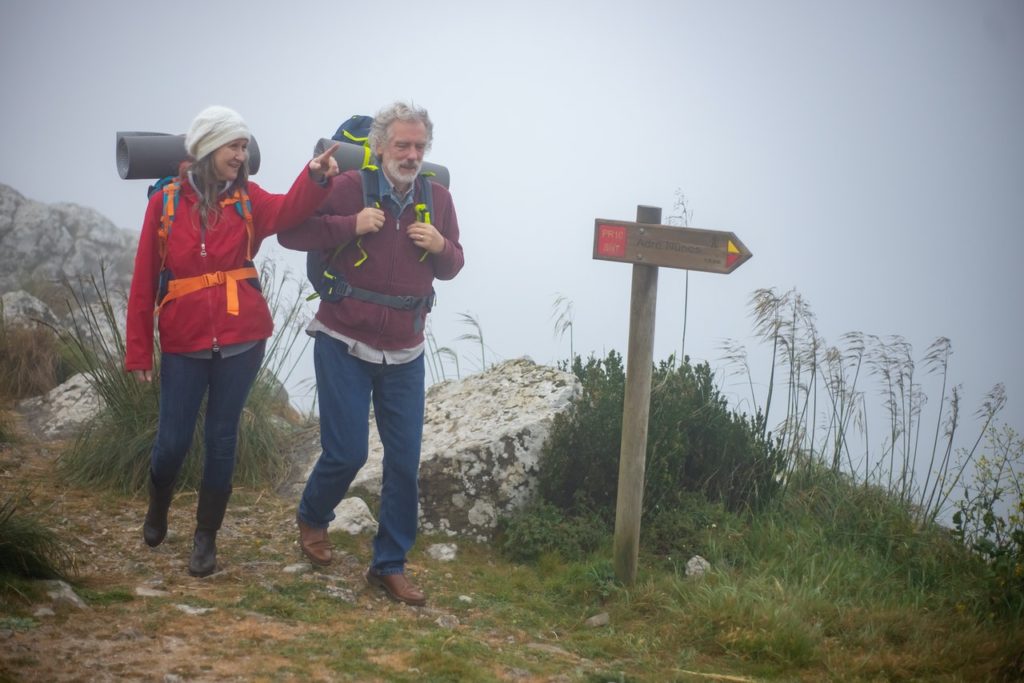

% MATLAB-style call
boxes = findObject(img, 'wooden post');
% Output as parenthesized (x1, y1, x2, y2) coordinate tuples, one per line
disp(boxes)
(593, 205, 750, 583)
(612, 204, 661, 585)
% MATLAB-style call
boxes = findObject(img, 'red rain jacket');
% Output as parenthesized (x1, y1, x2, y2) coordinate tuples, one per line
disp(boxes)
(125, 168, 329, 371)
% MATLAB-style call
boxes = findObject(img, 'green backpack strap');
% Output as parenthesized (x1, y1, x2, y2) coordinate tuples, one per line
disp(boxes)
(413, 173, 435, 262)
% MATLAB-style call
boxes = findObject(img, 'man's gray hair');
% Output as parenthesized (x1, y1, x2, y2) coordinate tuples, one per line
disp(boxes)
(369, 102, 433, 153)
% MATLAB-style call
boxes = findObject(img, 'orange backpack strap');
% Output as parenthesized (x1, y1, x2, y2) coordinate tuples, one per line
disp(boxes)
(219, 188, 255, 261)
(157, 179, 180, 270)
(155, 266, 260, 317)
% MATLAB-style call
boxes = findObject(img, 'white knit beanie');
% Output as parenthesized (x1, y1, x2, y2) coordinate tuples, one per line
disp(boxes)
(185, 105, 251, 161)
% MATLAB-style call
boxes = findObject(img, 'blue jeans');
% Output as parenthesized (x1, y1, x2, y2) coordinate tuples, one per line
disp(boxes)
(298, 333, 425, 575)
(149, 341, 265, 493)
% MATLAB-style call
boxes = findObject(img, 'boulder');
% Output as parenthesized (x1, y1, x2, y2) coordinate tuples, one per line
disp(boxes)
(290, 357, 580, 541)
(327, 497, 378, 535)
(0, 290, 61, 329)
(16, 373, 105, 440)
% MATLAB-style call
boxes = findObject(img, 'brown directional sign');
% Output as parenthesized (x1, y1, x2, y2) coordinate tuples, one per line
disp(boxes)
(593, 219, 752, 274)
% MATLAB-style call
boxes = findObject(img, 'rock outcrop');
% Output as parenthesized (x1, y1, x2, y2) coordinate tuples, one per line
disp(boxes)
(16, 373, 106, 441)
(0, 183, 136, 297)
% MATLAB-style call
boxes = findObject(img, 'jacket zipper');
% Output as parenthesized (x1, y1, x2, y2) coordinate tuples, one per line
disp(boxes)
(200, 215, 218, 352)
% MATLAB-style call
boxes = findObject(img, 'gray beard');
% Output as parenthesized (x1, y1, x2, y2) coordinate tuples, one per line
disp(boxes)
(384, 158, 421, 189)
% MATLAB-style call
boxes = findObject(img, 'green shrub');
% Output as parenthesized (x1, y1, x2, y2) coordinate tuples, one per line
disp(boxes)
(640, 491, 740, 562)
(498, 500, 608, 562)
(537, 351, 626, 518)
(507, 352, 783, 565)
(953, 424, 1024, 619)
(538, 352, 785, 523)
(644, 357, 784, 513)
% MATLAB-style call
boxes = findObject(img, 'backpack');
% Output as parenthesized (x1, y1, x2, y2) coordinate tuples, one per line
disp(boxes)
(149, 176, 260, 315)
(305, 115, 436, 303)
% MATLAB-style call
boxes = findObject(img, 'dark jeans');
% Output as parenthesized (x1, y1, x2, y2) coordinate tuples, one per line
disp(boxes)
(149, 341, 265, 492)
(298, 333, 425, 575)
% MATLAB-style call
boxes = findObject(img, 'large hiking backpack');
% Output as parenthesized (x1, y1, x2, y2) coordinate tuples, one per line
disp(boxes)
(305, 115, 436, 303)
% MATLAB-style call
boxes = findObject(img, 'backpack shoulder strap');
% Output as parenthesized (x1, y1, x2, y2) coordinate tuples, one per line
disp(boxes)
(413, 175, 436, 262)
(157, 179, 181, 269)
(359, 167, 381, 209)
(217, 186, 256, 262)
(235, 187, 255, 261)
(348, 169, 381, 268)
(414, 174, 435, 224)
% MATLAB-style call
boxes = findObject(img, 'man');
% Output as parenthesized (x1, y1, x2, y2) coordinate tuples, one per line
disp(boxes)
(279, 102, 464, 606)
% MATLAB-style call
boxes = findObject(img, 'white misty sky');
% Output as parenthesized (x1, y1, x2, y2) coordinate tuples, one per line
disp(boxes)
(1, 0, 1022, 446)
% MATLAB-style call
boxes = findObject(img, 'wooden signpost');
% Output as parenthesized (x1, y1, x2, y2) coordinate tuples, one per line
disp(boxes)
(593, 219, 751, 273)
(593, 206, 752, 585)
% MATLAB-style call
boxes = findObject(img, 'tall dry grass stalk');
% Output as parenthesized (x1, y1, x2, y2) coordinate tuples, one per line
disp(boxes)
(551, 293, 575, 364)
(722, 286, 1006, 524)
(455, 311, 491, 372)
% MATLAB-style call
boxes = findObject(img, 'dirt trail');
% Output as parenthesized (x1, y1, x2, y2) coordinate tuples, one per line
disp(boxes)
(0, 426, 524, 683)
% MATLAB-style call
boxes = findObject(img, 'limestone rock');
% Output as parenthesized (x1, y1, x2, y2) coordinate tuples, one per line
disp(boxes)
(0, 290, 60, 329)
(0, 183, 136, 297)
(327, 497, 378, 535)
(42, 580, 88, 609)
(412, 358, 579, 540)
(426, 543, 458, 562)
(435, 614, 459, 629)
(17, 373, 104, 440)
(686, 555, 711, 578)
(289, 357, 579, 540)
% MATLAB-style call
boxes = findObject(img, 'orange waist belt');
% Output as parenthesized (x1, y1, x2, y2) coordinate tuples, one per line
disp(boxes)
(156, 267, 259, 317)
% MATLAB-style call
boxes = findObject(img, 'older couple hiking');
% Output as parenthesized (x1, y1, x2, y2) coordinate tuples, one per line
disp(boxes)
(124, 102, 464, 606)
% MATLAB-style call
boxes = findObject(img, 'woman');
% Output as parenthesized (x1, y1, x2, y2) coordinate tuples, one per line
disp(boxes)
(125, 105, 339, 577)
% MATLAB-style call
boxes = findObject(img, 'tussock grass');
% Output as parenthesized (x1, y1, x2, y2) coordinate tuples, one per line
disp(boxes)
(0, 494, 75, 581)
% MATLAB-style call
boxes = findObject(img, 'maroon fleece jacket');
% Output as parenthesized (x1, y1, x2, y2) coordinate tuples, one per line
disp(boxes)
(278, 169, 464, 350)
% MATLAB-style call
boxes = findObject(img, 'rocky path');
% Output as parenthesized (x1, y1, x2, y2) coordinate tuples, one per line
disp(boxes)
(0, 428, 543, 683)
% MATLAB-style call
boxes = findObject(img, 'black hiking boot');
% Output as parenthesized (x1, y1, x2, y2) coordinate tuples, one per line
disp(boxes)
(143, 473, 175, 547)
(188, 487, 231, 577)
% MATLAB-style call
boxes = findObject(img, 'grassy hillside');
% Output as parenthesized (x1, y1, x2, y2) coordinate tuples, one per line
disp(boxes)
(1, 279, 1021, 681)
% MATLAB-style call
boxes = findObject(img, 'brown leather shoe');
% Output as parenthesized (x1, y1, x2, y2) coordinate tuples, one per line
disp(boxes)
(297, 518, 332, 566)
(366, 570, 426, 606)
